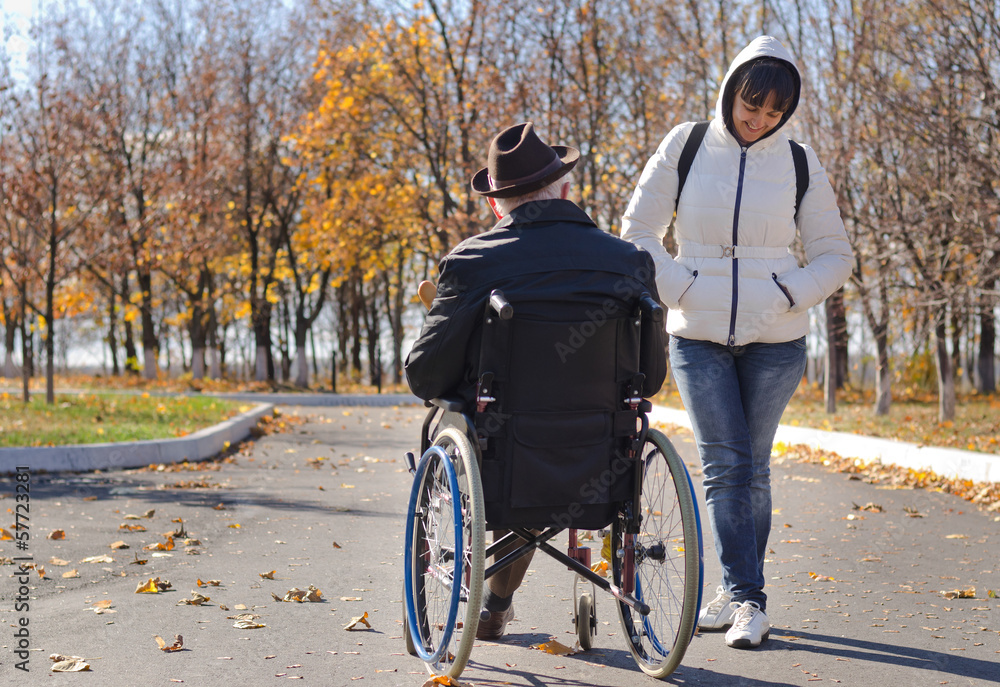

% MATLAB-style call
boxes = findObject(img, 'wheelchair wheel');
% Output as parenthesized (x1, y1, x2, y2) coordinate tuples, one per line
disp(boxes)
(404, 428, 485, 678)
(403, 602, 417, 656)
(612, 428, 703, 678)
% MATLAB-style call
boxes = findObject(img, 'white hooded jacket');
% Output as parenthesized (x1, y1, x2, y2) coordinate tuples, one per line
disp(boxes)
(621, 36, 853, 346)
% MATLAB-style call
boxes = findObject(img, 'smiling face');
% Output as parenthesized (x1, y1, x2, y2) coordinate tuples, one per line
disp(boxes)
(731, 92, 785, 146)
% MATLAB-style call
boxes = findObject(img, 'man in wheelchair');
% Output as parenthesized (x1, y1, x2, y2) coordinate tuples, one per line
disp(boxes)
(405, 122, 668, 641)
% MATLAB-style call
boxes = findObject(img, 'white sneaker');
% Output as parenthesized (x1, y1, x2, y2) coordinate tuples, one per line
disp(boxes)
(725, 601, 770, 648)
(697, 586, 735, 630)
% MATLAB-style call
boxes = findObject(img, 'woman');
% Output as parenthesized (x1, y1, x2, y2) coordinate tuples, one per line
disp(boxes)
(621, 36, 853, 649)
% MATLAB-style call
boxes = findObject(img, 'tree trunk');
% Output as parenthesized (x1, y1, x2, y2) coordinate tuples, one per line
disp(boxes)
(872, 322, 892, 416)
(107, 287, 120, 376)
(330, 348, 337, 393)
(362, 282, 381, 391)
(386, 265, 405, 385)
(950, 309, 964, 391)
(189, 309, 208, 381)
(824, 301, 837, 413)
(350, 279, 362, 381)
(124, 317, 140, 375)
(293, 321, 309, 389)
(978, 281, 996, 394)
(137, 269, 158, 381)
(933, 315, 956, 422)
(19, 287, 30, 404)
(337, 285, 349, 380)
(45, 227, 57, 405)
(828, 288, 849, 388)
(252, 297, 273, 383)
(3, 301, 17, 379)
(208, 306, 222, 379)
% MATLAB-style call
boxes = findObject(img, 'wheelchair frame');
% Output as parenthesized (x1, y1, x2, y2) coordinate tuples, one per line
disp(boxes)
(403, 290, 704, 680)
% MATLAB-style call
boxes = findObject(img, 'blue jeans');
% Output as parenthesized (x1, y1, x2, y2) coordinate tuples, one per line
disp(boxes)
(669, 335, 807, 611)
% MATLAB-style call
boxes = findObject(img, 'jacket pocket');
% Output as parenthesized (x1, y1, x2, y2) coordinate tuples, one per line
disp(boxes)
(676, 270, 698, 307)
(772, 273, 795, 309)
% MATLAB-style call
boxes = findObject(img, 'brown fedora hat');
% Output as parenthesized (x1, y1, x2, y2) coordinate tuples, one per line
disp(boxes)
(471, 122, 579, 198)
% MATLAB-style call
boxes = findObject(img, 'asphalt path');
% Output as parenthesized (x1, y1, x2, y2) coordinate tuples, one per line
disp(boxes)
(1, 404, 997, 686)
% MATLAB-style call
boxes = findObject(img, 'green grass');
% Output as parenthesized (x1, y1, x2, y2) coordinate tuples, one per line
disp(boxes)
(0, 392, 248, 448)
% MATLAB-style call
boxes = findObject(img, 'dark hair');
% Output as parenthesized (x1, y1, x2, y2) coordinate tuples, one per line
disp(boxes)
(733, 58, 797, 113)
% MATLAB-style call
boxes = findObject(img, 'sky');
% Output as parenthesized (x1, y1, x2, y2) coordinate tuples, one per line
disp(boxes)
(2, 0, 34, 77)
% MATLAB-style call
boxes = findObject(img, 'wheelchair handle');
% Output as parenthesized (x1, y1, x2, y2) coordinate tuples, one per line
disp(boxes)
(639, 292, 663, 323)
(489, 289, 513, 320)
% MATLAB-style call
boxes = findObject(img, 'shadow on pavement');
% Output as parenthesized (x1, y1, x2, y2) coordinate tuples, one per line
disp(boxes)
(770, 629, 996, 681)
(26, 472, 405, 519)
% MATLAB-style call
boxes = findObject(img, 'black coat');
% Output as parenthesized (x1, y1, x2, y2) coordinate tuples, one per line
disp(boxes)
(405, 199, 667, 406)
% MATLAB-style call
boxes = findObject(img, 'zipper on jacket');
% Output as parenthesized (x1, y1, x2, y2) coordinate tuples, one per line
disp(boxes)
(727, 147, 748, 347)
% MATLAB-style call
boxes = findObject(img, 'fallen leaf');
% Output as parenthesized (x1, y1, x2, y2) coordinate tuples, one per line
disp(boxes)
(92, 600, 113, 609)
(143, 536, 175, 551)
(421, 677, 475, 686)
(808, 572, 836, 582)
(260, 570, 276, 579)
(49, 557, 70, 566)
(197, 579, 221, 587)
(48, 529, 66, 540)
(136, 577, 172, 594)
(531, 639, 577, 656)
(590, 559, 608, 577)
(80, 554, 115, 564)
(945, 534, 968, 540)
(154, 635, 184, 652)
(62, 569, 80, 579)
(233, 619, 266, 629)
(274, 586, 323, 603)
(119, 523, 147, 532)
(942, 588, 976, 599)
(131, 553, 148, 565)
(344, 612, 371, 630)
(177, 592, 211, 606)
(50, 658, 90, 672)
(332, 542, 342, 549)
(0, 528, 13, 540)
(110, 540, 130, 550)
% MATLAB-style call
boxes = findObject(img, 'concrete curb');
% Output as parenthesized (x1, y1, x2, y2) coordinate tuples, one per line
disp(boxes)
(3, 391, 995, 483)
(210, 392, 422, 407)
(0, 403, 274, 474)
(648, 406, 1000, 484)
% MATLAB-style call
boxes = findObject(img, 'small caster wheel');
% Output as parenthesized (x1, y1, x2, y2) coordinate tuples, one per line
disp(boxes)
(576, 592, 596, 650)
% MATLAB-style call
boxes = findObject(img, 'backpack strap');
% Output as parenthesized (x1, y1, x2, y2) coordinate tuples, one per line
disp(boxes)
(676, 123, 809, 220)
(788, 139, 809, 218)
(675, 120, 709, 206)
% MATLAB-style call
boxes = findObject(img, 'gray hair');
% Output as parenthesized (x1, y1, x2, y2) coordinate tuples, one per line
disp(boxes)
(491, 174, 572, 216)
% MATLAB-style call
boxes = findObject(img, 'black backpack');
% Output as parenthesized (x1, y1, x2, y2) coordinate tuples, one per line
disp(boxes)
(675, 120, 809, 218)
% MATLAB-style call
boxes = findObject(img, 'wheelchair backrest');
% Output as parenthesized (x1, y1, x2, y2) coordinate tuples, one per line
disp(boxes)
(474, 293, 650, 530)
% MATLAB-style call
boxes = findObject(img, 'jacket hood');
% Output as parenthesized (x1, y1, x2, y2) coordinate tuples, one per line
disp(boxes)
(715, 36, 801, 143)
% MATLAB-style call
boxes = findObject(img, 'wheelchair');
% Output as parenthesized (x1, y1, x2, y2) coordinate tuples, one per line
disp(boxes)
(403, 289, 703, 680)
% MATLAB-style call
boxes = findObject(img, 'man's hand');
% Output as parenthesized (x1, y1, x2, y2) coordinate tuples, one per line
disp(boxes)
(417, 280, 437, 310)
